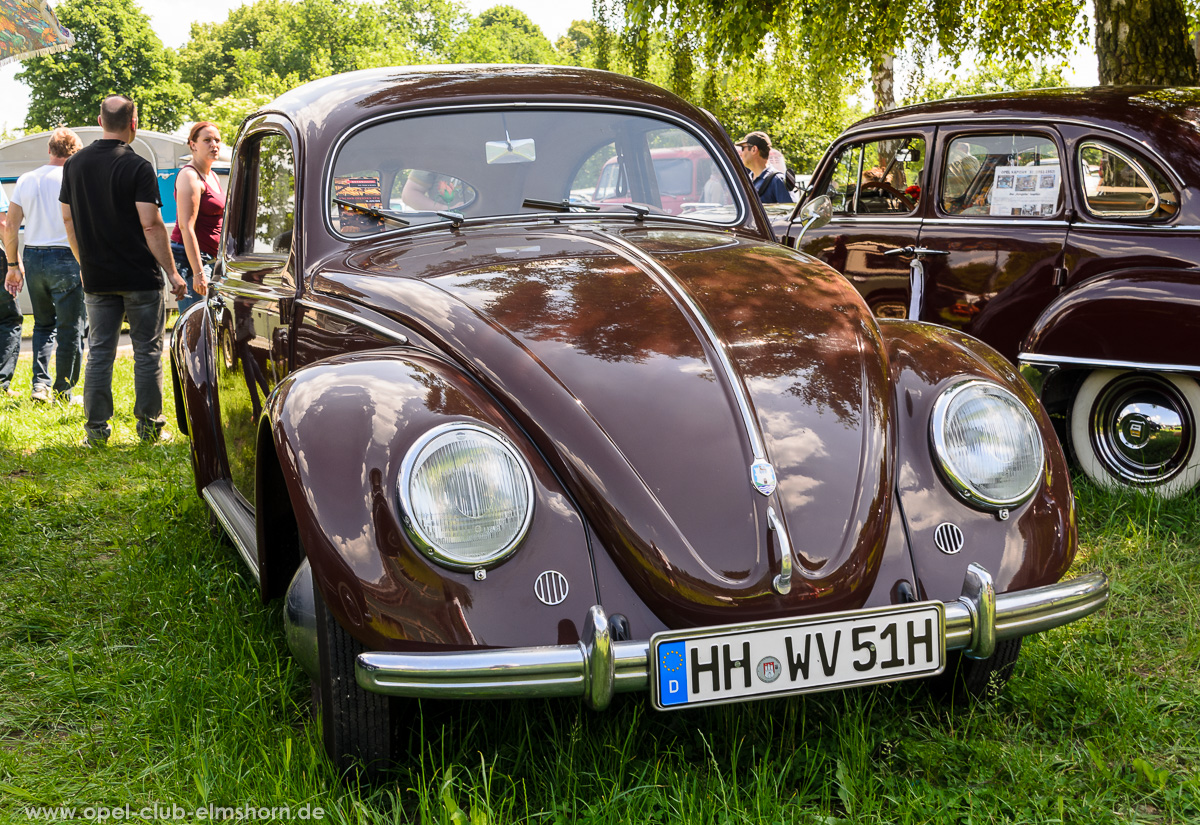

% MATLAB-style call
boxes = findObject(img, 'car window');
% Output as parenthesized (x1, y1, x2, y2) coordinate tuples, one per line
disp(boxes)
(1078, 141, 1178, 219)
(940, 133, 1062, 218)
(824, 136, 925, 216)
(242, 133, 296, 257)
(328, 110, 740, 235)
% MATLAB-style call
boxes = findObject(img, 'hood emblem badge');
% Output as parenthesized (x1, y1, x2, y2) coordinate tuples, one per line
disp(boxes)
(750, 460, 777, 496)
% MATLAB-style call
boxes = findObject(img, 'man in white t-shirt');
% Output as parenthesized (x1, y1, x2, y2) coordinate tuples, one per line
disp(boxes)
(4, 128, 85, 402)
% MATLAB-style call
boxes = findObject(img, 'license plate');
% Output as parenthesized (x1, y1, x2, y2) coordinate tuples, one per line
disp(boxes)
(650, 602, 945, 710)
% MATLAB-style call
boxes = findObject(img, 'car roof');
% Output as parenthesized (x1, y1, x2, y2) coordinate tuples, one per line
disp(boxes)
(846, 87, 1200, 173)
(259, 65, 721, 144)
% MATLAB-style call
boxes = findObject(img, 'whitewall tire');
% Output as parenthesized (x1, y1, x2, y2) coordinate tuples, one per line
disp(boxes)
(1069, 369, 1200, 498)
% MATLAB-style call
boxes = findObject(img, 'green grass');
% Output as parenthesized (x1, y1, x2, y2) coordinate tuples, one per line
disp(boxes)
(1, 352, 1197, 823)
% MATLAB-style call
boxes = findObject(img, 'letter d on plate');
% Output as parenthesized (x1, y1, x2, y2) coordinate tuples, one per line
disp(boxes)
(658, 641, 688, 706)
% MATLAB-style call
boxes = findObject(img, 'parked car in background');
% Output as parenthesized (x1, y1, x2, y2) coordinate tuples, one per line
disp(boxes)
(172, 66, 1107, 778)
(780, 87, 1200, 497)
(588, 144, 730, 212)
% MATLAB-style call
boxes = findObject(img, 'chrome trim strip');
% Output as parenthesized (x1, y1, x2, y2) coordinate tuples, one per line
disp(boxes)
(1067, 223, 1200, 232)
(829, 216, 923, 225)
(586, 230, 770, 466)
(296, 298, 410, 346)
(354, 569, 1109, 700)
(921, 218, 1071, 228)
(201, 480, 260, 584)
(1018, 352, 1200, 376)
(321, 102, 748, 240)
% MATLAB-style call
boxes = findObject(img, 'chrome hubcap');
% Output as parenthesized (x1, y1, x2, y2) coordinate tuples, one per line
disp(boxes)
(1090, 375, 1195, 484)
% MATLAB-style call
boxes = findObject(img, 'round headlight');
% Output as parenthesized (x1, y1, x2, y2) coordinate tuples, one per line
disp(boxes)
(399, 423, 534, 569)
(930, 380, 1045, 509)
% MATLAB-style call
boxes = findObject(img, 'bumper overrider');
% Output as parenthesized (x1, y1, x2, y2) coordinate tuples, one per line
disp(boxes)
(285, 563, 1108, 710)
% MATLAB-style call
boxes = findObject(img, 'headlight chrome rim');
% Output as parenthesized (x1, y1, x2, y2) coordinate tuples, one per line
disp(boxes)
(930, 379, 1045, 510)
(398, 422, 535, 570)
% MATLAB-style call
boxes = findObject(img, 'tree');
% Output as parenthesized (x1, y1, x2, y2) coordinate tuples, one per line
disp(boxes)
(17, 0, 191, 131)
(905, 58, 1068, 105)
(624, 0, 1086, 112)
(1095, 0, 1198, 84)
(449, 5, 556, 64)
(556, 20, 598, 63)
(179, 0, 467, 104)
(180, 0, 398, 102)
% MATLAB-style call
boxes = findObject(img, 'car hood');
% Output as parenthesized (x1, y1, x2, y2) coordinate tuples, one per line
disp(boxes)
(321, 223, 893, 626)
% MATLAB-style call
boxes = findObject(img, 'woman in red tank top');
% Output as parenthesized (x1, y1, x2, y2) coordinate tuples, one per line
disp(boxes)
(171, 121, 226, 312)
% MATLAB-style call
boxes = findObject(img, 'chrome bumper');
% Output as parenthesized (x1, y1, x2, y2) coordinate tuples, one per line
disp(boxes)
(352, 564, 1109, 710)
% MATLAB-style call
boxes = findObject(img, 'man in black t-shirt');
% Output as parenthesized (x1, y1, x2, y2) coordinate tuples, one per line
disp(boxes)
(60, 95, 186, 446)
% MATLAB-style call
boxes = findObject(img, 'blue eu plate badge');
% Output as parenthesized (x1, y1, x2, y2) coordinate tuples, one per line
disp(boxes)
(658, 641, 688, 706)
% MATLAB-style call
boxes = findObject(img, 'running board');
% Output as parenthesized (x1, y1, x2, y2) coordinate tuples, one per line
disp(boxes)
(201, 480, 260, 584)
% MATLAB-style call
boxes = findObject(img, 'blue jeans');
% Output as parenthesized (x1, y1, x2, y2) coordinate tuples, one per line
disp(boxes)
(171, 243, 210, 314)
(0, 248, 21, 391)
(84, 289, 166, 442)
(25, 246, 86, 397)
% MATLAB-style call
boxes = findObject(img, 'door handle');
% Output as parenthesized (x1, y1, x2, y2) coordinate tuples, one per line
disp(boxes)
(883, 246, 949, 258)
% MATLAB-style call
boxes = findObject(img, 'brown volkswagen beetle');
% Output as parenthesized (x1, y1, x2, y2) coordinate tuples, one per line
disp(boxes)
(171, 66, 1108, 775)
(780, 87, 1200, 498)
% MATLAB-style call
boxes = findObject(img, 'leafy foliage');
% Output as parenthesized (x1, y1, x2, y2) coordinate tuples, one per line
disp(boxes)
(180, 0, 557, 124)
(904, 57, 1069, 106)
(448, 5, 557, 64)
(16, 0, 191, 131)
(178, 0, 434, 103)
(623, 0, 1087, 113)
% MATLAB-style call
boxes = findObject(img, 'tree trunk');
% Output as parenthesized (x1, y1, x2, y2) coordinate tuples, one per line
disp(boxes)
(871, 52, 895, 113)
(1095, 0, 1199, 85)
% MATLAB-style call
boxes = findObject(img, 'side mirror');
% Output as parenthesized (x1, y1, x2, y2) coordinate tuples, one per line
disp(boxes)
(788, 194, 832, 247)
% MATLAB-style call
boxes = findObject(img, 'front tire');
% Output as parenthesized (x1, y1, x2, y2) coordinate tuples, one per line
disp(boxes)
(933, 637, 1023, 703)
(314, 581, 399, 780)
(1070, 369, 1200, 498)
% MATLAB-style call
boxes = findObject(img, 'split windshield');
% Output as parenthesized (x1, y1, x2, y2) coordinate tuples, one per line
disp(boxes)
(328, 108, 741, 236)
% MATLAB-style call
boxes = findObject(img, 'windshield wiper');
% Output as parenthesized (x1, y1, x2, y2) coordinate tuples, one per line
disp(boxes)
(332, 198, 410, 226)
(522, 197, 600, 213)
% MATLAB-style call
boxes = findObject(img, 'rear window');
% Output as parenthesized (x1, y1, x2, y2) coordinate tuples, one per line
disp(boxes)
(1078, 141, 1178, 220)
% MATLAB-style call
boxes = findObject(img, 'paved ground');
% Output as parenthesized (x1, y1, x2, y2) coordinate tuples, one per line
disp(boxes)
(19, 332, 133, 356)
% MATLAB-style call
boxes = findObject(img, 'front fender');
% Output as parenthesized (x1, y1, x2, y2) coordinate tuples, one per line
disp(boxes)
(266, 350, 596, 652)
(879, 320, 1077, 604)
(1022, 268, 1200, 371)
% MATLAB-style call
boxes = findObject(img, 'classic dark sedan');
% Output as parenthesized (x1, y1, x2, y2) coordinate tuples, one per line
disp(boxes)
(171, 66, 1108, 776)
(780, 87, 1200, 497)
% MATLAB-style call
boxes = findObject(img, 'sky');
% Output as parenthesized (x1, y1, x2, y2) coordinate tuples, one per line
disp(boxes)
(1, 0, 1099, 136)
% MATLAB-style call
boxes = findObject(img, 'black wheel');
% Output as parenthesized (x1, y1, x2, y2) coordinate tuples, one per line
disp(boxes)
(314, 580, 400, 780)
(1070, 369, 1200, 498)
(931, 637, 1022, 703)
